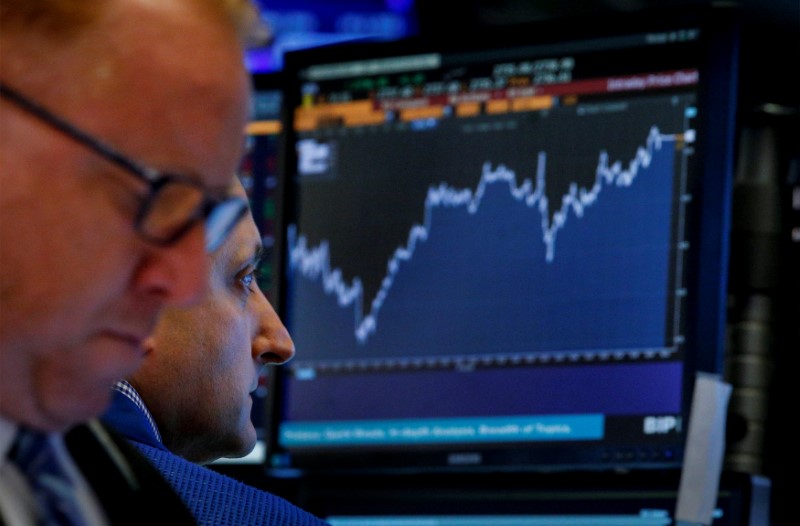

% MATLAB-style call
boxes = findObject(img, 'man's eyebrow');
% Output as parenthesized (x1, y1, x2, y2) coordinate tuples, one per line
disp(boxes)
(252, 243, 264, 266)
(210, 176, 248, 201)
(212, 182, 239, 200)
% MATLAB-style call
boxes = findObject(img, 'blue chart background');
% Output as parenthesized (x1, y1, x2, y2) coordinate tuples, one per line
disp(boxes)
(286, 361, 683, 421)
(283, 136, 684, 422)
(287, 139, 676, 361)
(279, 85, 696, 426)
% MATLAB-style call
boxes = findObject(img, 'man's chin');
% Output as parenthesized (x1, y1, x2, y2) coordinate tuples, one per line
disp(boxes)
(229, 425, 259, 459)
(37, 388, 113, 432)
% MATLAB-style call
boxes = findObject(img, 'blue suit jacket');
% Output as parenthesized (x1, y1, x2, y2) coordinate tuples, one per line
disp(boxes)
(1, 420, 196, 526)
(102, 390, 331, 526)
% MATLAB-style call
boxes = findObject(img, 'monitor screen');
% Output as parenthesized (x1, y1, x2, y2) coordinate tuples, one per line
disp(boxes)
(265, 6, 740, 475)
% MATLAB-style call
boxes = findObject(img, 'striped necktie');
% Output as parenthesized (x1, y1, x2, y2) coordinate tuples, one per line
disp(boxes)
(9, 428, 88, 526)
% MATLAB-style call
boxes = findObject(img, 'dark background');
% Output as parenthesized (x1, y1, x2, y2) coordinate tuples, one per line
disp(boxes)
(221, 1, 798, 524)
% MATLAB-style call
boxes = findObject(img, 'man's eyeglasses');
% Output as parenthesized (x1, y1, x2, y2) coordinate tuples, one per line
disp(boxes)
(0, 82, 248, 253)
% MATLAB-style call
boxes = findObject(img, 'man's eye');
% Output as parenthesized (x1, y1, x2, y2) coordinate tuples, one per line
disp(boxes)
(239, 270, 256, 290)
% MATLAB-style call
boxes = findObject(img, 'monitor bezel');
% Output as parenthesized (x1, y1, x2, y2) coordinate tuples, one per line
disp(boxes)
(263, 5, 741, 477)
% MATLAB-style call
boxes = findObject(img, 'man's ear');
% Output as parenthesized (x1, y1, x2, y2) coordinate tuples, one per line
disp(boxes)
(141, 335, 156, 356)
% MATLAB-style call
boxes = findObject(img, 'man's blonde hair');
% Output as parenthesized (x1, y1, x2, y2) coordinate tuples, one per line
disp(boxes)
(0, 0, 269, 47)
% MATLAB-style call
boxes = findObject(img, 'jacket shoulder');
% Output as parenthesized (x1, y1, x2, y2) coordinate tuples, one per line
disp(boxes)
(65, 420, 197, 526)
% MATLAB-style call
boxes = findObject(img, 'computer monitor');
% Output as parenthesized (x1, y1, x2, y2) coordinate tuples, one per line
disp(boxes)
(310, 472, 770, 526)
(265, 6, 741, 475)
(247, 0, 420, 73)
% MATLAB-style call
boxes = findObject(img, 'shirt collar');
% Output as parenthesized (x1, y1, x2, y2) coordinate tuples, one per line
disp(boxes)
(112, 380, 163, 444)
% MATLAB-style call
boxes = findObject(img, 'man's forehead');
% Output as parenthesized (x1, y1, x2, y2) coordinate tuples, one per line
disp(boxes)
(215, 215, 262, 269)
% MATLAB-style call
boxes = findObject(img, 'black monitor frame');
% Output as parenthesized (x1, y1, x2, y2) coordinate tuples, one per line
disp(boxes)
(305, 471, 770, 526)
(263, 5, 741, 477)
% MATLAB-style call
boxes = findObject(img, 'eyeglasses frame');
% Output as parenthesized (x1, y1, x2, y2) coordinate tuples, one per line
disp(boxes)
(0, 82, 247, 252)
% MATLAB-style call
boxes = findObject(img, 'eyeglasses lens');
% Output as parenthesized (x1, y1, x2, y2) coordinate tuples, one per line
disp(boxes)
(139, 181, 206, 242)
(205, 199, 247, 252)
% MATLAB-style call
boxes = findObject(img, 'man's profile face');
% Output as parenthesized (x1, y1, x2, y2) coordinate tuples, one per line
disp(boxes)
(131, 182, 295, 464)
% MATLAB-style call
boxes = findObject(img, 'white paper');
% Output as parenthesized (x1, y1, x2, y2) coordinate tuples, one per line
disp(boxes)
(675, 372, 733, 525)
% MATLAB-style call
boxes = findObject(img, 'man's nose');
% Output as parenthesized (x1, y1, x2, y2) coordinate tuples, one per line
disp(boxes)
(133, 223, 209, 306)
(253, 293, 296, 365)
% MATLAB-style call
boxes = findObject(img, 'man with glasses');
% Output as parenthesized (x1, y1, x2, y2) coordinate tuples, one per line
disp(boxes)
(1, 1, 265, 524)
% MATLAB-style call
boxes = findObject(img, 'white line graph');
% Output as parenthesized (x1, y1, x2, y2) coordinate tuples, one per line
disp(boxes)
(289, 126, 676, 344)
